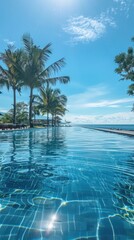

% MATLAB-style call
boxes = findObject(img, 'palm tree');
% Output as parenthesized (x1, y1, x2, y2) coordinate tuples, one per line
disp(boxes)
(20, 34, 69, 127)
(50, 91, 67, 126)
(19, 34, 52, 127)
(32, 105, 40, 121)
(0, 47, 23, 124)
(34, 87, 67, 126)
(33, 88, 48, 121)
(33, 87, 56, 125)
(1, 34, 70, 127)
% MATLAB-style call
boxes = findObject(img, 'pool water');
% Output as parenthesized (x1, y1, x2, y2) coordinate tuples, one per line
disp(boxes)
(0, 127, 134, 240)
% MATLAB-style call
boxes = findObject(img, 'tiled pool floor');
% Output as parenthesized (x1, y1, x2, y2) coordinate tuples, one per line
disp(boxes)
(0, 127, 134, 239)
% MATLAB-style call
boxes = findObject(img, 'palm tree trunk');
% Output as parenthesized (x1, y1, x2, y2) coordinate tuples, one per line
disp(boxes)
(13, 88, 16, 124)
(47, 111, 49, 127)
(52, 114, 54, 127)
(29, 88, 33, 128)
(46, 81, 49, 127)
(55, 114, 57, 126)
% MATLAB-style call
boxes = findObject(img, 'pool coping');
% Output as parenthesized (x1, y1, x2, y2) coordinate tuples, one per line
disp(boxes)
(93, 128, 134, 137)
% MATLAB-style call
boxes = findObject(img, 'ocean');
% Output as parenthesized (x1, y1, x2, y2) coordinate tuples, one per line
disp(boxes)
(78, 124, 134, 131)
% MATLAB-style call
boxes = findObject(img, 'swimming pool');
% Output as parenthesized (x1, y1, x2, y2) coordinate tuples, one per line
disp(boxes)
(0, 127, 134, 240)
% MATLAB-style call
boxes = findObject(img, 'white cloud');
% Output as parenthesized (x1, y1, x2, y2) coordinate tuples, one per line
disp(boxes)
(63, 1, 133, 44)
(66, 111, 134, 124)
(108, 105, 120, 108)
(4, 39, 15, 47)
(112, 0, 133, 16)
(67, 85, 108, 107)
(63, 14, 116, 44)
(67, 86, 134, 109)
(83, 98, 134, 108)
(113, 0, 129, 7)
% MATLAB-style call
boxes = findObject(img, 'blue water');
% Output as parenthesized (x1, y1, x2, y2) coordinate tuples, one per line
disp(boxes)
(78, 124, 134, 131)
(0, 127, 134, 240)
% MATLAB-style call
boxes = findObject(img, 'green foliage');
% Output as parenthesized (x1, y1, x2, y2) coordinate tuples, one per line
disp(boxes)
(14, 102, 29, 123)
(0, 33, 70, 127)
(115, 37, 134, 112)
(0, 102, 28, 124)
(0, 47, 25, 124)
(0, 47, 24, 91)
(34, 87, 67, 126)
(0, 113, 12, 123)
(115, 37, 134, 83)
(128, 83, 134, 96)
(32, 105, 40, 119)
(17, 34, 69, 126)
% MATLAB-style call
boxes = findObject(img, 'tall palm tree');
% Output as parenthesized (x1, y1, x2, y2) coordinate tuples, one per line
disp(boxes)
(20, 34, 69, 127)
(0, 47, 23, 124)
(34, 87, 67, 126)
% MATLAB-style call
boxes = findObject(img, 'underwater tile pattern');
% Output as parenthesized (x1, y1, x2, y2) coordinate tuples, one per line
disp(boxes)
(0, 127, 134, 240)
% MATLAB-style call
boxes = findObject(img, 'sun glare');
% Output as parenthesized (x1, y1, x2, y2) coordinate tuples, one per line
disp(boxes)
(47, 214, 57, 231)
(51, 0, 75, 9)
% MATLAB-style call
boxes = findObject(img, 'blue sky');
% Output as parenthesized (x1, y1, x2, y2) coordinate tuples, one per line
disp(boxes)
(0, 0, 134, 123)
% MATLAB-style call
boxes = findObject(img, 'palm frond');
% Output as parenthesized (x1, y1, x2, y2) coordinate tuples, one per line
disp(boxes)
(39, 43, 52, 62)
(42, 76, 70, 85)
(22, 33, 34, 53)
(39, 58, 66, 78)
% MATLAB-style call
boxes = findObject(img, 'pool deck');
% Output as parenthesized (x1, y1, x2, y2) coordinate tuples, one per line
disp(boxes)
(94, 128, 134, 136)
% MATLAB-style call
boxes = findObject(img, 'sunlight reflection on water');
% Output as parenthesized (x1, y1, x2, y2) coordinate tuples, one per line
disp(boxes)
(0, 127, 134, 239)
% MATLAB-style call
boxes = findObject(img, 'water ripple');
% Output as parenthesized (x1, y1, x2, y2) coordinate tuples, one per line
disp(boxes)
(0, 127, 134, 239)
